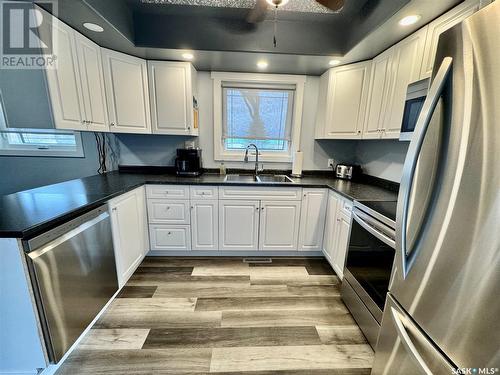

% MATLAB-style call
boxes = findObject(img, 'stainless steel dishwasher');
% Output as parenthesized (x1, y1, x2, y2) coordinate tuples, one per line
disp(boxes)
(25, 205, 118, 363)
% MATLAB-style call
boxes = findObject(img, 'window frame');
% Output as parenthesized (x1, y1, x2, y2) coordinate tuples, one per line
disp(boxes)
(212, 72, 306, 163)
(0, 128, 85, 158)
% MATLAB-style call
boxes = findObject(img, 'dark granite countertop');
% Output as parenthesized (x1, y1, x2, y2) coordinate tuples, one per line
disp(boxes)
(0, 171, 398, 240)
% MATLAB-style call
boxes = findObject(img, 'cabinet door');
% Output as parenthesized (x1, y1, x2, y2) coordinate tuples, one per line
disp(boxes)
(109, 190, 145, 287)
(219, 200, 260, 251)
(148, 61, 194, 135)
(75, 34, 109, 132)
(383, 27, 427, 139)
(298, 189, 328, 251)
(420, 0, 478, 79)
(44, 17, 86, 130)
(363, 49, 394, 139)
(259, 200, 301, 251)
(332, 214, 351, 279)
(191, 200, 218, 251)
(322, 191, 340, 262)
(102, 49, 151, 134)
(324, 61, 371, 139)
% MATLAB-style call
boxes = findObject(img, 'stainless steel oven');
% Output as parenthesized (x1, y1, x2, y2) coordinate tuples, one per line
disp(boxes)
(341, 200, 396, 348)
(399, 78, 430, 141)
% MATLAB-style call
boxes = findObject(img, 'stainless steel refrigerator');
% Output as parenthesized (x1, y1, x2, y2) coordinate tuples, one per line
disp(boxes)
(372, 2, 500, 374)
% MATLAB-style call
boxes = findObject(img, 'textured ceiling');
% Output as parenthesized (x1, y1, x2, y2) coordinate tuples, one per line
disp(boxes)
(140, 0, 337, 13)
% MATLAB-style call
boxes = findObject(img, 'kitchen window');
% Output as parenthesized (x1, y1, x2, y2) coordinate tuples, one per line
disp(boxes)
(212, 72, 306, 162)
(0, 96, 84, 157)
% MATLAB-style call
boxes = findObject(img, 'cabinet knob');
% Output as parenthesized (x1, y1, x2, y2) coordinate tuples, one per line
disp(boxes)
(167, 231, 172, 235)
(111, 207, 117, 211)
(261, 207, 264, 211)
(110, 123, 115, 127)
(337, 218, 341, 222)
(256, 207, 259, 210)
(166, 206, 170, 210)
(357, 130, 361, 134)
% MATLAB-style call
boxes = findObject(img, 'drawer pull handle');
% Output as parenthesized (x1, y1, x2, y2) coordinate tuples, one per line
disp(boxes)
(167, 232, 172, 235)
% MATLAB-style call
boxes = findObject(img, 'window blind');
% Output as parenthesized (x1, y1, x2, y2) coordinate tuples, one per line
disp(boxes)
(222, 85, 295, 143)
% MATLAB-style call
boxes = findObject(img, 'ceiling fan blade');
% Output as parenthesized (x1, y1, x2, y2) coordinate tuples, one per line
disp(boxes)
(246, 0, 268, 24)
(315, 0, 345, 12)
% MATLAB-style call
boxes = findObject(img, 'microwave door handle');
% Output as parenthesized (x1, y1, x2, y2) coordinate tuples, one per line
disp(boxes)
(353, 211, 396, 248)
(396, 57, 453, 279)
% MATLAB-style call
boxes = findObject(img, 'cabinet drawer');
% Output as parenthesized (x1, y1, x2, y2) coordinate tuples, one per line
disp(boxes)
(146, 185, 189, 199)
(147, 199, 190, 224)
(340, 199, 353, 217)
(219, 186, 302, 200)
(149, 225, 191, 251)
(190, 186, 218, 200)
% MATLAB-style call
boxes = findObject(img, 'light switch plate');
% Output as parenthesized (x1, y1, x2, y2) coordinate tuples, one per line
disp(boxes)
(327, 159, 335, 168)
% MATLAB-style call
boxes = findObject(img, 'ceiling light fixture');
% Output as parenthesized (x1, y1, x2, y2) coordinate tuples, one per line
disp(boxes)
(329, 59, 341, 66)
(265, 0, 290, 7)
(398, 15, 421, 26)
(257, 60, 269, 69)
(83, 22, 104, 32)
(182, 52, 194, 60)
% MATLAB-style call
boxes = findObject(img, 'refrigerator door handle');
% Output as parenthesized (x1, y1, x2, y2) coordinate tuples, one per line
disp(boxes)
(397, 57, 453, 279)
(390, 307, 433, 375)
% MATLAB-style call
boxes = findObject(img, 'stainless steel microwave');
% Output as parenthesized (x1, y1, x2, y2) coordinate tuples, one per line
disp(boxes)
(399, 78, 430, 141)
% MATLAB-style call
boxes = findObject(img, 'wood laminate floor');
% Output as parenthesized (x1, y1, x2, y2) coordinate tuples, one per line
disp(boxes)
(57, 257, 373, 374)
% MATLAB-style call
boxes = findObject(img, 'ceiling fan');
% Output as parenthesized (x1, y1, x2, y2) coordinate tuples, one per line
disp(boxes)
(247, 0, 345, 23)
(247, 0, 344, 47)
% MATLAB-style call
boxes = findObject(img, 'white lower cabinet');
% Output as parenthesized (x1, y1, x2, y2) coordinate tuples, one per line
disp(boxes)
(109, 188, 147, 287)
(298, 189, 328, 251)
(219, 200, 260, 251)
(332, 214, 351, 278)
(149, 224, 191, 251)
(259, 200, 301, 251)
(322, 190, 353, 279)
(190, 200, 218, 251)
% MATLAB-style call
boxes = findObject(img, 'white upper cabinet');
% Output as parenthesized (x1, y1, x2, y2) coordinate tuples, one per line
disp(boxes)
(148, 61, 199, 136)
(75, 34, 109, 132)
(298, 189, 328, 251)
(102, 49, 151, 134)
(315, 61, 372, 139)
(420, 0, 479, 79)
(383, 26, 428, 139)
(259, 201, 301, 251)
(44, 16, 86, 131)
(362, 48, 394, 139)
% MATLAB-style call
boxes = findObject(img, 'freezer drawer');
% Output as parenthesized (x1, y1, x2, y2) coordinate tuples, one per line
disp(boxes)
(371, 293, 455, 375)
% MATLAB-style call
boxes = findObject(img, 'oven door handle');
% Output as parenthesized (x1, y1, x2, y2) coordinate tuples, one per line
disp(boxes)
(353, 211, 396, 248)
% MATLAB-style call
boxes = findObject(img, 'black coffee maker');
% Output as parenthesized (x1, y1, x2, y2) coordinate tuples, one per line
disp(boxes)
(175, 148, 202, 176)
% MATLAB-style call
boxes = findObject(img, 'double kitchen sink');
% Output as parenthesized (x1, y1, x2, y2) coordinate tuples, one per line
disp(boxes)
(224, 174, 294, 183)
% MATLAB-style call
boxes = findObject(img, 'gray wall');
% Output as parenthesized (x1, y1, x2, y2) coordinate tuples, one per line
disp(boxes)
(118, 73, 358, 171)
(0, 132, 118, 196)
(355, 140, 409, 182)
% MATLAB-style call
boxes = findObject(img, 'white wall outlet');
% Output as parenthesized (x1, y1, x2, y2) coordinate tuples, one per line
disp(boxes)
(327, 159, 335, 168)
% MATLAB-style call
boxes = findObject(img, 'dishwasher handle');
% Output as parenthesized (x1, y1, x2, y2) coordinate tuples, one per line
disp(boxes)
(26, 205, 109, 254)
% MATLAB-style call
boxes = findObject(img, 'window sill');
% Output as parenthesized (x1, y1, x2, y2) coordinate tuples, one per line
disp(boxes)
(215, 150, 292, 163)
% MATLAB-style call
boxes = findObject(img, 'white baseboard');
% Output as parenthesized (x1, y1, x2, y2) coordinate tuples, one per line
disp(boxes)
(146, 250, 324, 257)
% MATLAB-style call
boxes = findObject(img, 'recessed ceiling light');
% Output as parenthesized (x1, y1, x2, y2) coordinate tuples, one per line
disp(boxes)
(257, 60, 268, 69)
(182, 52, 194, 60)
(329, 59, 341, 66)
(266, 0, 290, 7)
(399, 15, 421, 26)
(83, 22, 104, 32)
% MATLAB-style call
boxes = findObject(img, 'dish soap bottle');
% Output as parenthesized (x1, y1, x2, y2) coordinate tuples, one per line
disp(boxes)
(219, 163, 226, 175)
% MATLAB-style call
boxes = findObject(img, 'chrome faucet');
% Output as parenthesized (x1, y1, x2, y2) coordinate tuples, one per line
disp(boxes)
(244, 143, 260, 176)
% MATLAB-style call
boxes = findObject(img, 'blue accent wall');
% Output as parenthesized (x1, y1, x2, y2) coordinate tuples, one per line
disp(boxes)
(0, 132, 117, 196)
